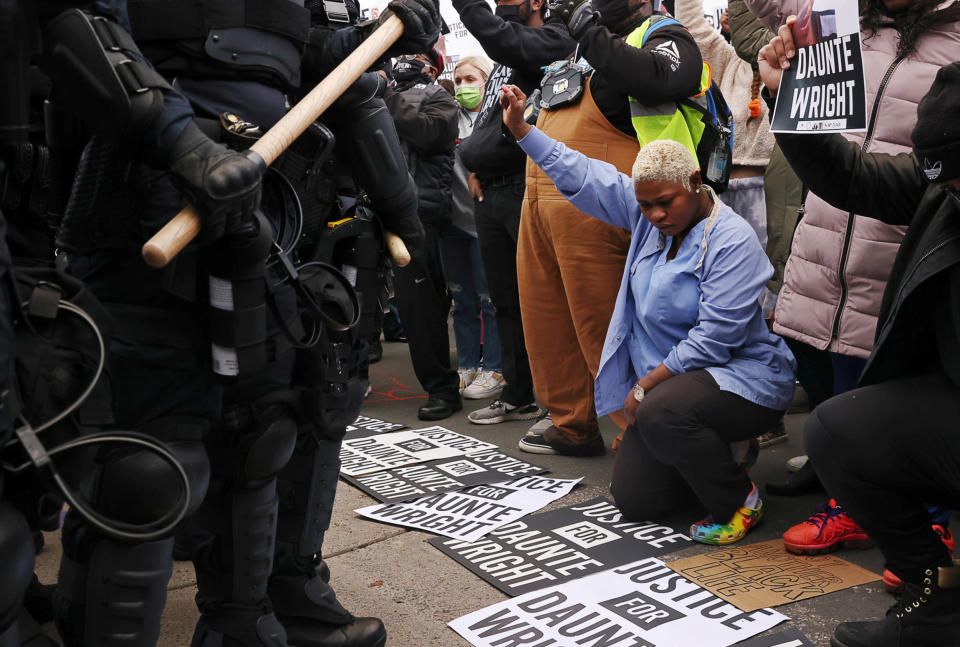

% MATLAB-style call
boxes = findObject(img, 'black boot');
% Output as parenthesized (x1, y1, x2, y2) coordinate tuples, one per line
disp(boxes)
(191, 411, 298, 647)
(831, 562, 960, 647)
(272, 437, 386, 647)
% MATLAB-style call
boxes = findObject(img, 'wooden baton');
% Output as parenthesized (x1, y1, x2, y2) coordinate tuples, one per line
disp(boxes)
(142, 15, 411, 268)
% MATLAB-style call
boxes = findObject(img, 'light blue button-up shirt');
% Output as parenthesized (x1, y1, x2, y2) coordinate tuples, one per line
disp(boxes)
(518, 127, 796, 414)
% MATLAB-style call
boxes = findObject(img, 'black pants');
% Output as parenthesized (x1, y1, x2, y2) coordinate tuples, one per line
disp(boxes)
(393, 221, 459, 401)
(475, 178, 535, 406)
(611, 370, 784, 522)
(805, 373, 960, 584)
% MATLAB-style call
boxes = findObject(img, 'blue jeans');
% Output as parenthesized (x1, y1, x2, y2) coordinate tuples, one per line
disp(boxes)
(440, 226, 501, 372)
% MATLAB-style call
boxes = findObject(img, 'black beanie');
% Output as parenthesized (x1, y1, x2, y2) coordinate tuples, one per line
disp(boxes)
(912, 61, 960, 184)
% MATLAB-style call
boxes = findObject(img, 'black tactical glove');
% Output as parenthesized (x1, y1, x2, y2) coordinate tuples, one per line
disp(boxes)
(166, 122, 264, 244)
(380, 0, 441, 56)
(553, 0, 598, 38)
(592, 0, 634, 28)
(378, 177, 425, 255)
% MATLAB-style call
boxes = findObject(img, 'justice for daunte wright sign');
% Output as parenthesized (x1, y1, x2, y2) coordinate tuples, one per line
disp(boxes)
(449, 558, 787, 647)
(342, 448, 547, 503)
(344, 415, 407, 439)
(354, 476, 581, 542)
(338, 426, 498, 477)
(430, 497, 692, 596)
(771, 0, 866, 133)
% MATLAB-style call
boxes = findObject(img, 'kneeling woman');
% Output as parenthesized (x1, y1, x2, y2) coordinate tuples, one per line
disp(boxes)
(501, 86, 796, 544)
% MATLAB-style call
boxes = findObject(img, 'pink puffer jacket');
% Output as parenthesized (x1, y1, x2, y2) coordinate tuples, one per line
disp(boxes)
(746, 0, 960, 358)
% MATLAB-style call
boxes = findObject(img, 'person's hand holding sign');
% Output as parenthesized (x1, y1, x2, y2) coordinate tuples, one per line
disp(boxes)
(500, 84, 532, 142)
(758, 17, 799, 95)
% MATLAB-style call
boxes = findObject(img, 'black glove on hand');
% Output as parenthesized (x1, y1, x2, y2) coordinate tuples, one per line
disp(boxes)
(166, 122, 264, 244)
(554, 0, 598, 38)
(378, 177, 425, 255)
(592, 0, 633, 28)
(380, 0, 441, 56)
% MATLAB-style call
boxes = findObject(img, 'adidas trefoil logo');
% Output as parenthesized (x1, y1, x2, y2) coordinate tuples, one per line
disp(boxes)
(924, 158, 943, 181)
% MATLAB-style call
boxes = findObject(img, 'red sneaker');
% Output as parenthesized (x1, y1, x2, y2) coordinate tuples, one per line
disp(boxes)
(883, 525, 955, 594)
(782, 499, 873, 555)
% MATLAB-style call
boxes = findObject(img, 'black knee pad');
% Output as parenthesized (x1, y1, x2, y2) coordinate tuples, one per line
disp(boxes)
(244, 415, 297, 482)
(0, 502, 36, 635)
(94, 417, 210, 526)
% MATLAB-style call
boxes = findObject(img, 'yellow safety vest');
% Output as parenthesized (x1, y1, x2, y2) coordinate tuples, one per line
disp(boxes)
(626, 16, 712, 167)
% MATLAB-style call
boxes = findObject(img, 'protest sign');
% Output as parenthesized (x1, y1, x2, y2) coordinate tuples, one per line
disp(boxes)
(355, 476, 581, 542)
(339, 426, 498, 477)
(430, 496, 692, 595)
(342, 448, 547, 503)
(668, 539, 880, 611)
(703, 0, 728, 31)
(734, 628, 816, 647)
(771, 0, 867, 133)
(450, 557, 787, 647)
(344, 415, 407, 439)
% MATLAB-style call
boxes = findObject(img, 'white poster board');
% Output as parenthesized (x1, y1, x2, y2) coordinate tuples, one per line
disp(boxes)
(450, 557, 788, 647)
(355, 476, 581, 541)
(339, 426, 497, 477)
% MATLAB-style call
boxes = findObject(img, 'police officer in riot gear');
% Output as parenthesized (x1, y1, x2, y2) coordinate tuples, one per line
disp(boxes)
(118, 1, 436, 646)
(0, 2, 263, 646)
(0, 1, 434, 647)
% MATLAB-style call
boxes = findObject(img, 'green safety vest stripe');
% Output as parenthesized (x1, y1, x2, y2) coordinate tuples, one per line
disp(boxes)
(626, 17, 711, 166)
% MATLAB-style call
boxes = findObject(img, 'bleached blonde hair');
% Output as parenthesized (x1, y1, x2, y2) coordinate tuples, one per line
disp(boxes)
(455, 56, 493, 82)
(631, 139, 699, 191)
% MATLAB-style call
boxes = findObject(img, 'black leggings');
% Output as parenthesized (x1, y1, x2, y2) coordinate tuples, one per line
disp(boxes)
(610, 370, 784, 523)
(805, 372, 960, 585)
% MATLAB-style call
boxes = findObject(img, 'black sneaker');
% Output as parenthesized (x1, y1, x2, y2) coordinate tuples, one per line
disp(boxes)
(518, 426, 605, 457)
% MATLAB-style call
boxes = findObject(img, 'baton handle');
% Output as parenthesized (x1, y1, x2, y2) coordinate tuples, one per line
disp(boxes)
(385, 231, 411, 267)
(142, 15, 407, 269)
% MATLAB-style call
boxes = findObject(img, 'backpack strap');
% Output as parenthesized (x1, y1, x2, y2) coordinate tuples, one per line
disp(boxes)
(639, 15, 683, 46)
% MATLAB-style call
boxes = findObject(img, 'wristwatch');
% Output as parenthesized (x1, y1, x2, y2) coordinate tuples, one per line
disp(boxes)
(632, 382, 645, 402)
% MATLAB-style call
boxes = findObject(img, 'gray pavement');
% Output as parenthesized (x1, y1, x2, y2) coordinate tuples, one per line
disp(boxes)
(34, 338, 894, 646)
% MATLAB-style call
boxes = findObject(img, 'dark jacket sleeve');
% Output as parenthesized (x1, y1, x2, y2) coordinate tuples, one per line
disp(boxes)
(384, 85, 459, 156)
(775, 131, 927, 227)
(728, 0, 772, 66)
(576, 21, 702, 105)
(452, 0, 575, 77)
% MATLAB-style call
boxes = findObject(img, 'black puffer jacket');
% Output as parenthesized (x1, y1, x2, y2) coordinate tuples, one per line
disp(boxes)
(383, 78, 459, 227)
(776, 131, 960, 389)
(453, 0, 575, 178)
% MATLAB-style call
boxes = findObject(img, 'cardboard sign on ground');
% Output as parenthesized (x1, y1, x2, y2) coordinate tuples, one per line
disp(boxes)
(344, 415, 407, 439)
(430, 496, 692, 595)
(342, 448, 548, 503)
(668, 539, 880, 611)
(355, 476, 581, 542)
(734, 628, 817, 646)
(339, 426, 498, 477)
(449, 557, 787, 647)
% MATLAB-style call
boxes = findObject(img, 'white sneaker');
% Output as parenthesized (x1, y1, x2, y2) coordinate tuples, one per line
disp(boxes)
(462, 370, 505, 400)
(458, 367, 478, 394)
